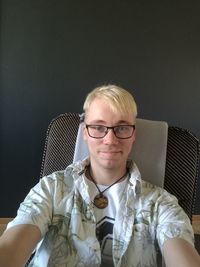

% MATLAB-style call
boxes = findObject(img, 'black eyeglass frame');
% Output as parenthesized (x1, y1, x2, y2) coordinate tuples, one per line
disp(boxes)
(85, 124, 136, 139)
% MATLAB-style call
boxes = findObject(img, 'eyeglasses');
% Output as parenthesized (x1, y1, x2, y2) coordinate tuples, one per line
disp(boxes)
(86, 124, 135, 139)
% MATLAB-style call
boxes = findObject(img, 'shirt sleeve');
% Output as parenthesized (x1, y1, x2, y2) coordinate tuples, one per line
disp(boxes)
(7, 175, 55, 237)
(155, 189, 194, 253)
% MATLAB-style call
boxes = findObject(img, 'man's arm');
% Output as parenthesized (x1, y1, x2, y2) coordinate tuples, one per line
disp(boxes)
(163, 238, 200, 267)
(0, 224, 41, 267)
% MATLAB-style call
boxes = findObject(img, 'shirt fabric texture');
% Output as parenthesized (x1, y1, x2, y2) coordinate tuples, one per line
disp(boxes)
(85, 175, 128, 267)
(7, 158, 194, 267)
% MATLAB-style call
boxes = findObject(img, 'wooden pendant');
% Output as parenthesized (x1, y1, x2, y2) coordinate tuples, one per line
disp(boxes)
(93, 193, 108, 209)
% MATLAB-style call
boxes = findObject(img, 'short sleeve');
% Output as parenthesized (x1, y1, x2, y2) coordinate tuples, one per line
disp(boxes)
(7, 175, 55, 237)
(156, 190, 194, 252)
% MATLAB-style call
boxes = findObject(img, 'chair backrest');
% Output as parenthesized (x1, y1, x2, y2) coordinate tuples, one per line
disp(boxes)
(40, 113, 199, 221)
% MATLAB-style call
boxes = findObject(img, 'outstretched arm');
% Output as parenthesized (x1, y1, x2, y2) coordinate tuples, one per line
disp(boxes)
(163, 238, 200, 267)
(0, 224, 41, 267)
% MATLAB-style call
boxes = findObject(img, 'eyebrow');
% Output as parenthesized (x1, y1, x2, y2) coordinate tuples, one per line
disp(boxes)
(86, 120, 133, 125)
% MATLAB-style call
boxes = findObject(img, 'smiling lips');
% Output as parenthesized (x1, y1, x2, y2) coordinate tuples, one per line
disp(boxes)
(101, 151, 119, 153)
(99, 150, 121, 156)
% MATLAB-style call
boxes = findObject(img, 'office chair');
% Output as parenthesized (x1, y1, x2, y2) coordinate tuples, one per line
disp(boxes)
(38, 113, 199, 263)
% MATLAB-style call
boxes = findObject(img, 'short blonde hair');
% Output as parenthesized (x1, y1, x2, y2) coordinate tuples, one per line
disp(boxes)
(83, 84, 137, 117)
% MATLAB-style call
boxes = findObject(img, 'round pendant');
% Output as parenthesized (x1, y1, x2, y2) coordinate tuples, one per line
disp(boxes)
(93, 194, 108, 209)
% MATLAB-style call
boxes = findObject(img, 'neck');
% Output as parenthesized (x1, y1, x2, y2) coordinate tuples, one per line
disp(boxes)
(87, 164, 127, 186)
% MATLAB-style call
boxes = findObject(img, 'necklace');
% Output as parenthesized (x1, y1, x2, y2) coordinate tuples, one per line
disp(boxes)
(87, 167, 128, 209)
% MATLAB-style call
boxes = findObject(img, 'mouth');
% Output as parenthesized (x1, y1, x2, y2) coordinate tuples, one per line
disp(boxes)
(99, 150, 121, 157)
(99, 150, 120, 154)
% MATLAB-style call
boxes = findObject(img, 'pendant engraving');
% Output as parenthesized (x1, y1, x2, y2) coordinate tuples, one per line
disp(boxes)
(93, 194, 108, 209)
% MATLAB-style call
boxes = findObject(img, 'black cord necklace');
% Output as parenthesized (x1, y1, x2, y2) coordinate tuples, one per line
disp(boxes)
(87, 166, 128, 209)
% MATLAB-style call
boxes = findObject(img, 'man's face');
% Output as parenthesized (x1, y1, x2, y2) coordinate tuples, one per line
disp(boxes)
(83, 98, 136, 172)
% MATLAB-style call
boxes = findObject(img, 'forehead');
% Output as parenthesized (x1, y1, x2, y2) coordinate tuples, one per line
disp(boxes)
(85, 98, 135, 124)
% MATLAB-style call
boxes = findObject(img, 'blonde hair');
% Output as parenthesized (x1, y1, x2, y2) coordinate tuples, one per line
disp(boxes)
(83, 84, 137, 117)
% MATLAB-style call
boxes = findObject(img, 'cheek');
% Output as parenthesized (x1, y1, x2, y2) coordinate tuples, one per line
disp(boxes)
(125, 139, 135, 153)
(83, 133, 100, 148)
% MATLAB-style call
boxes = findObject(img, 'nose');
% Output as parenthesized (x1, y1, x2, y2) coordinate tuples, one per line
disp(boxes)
(103, 129, 119, 144)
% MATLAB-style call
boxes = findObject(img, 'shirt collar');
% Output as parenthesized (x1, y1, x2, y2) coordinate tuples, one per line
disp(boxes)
(65, 157, 142, 194)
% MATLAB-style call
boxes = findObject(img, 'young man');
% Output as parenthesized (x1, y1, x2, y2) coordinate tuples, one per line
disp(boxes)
(0, 85, 199, 267)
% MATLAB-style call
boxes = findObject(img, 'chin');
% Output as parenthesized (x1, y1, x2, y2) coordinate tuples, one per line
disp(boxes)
(100, 159, 121, 169)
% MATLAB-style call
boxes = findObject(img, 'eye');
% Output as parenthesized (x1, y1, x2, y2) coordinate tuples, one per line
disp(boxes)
(92, 125, 106, 133)
(115, 125, 127, 132)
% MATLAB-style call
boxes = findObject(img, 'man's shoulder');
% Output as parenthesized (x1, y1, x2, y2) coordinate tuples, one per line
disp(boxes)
(139, 180, 180, 213)
(140, 179, 175, 200)
(41, 170, 67, 183)
(41, 159, 88, 186)
(41, 168, 74, 188)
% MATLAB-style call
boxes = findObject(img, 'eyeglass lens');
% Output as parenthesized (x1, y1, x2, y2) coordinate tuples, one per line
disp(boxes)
(86, 125, 135, 139)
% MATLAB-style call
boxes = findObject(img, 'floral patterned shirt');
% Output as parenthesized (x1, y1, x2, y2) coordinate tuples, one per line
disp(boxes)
(7, 158, 194, 267)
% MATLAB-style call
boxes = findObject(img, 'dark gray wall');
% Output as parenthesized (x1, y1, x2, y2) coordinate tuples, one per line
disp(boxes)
(1, 0, 200, 216)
